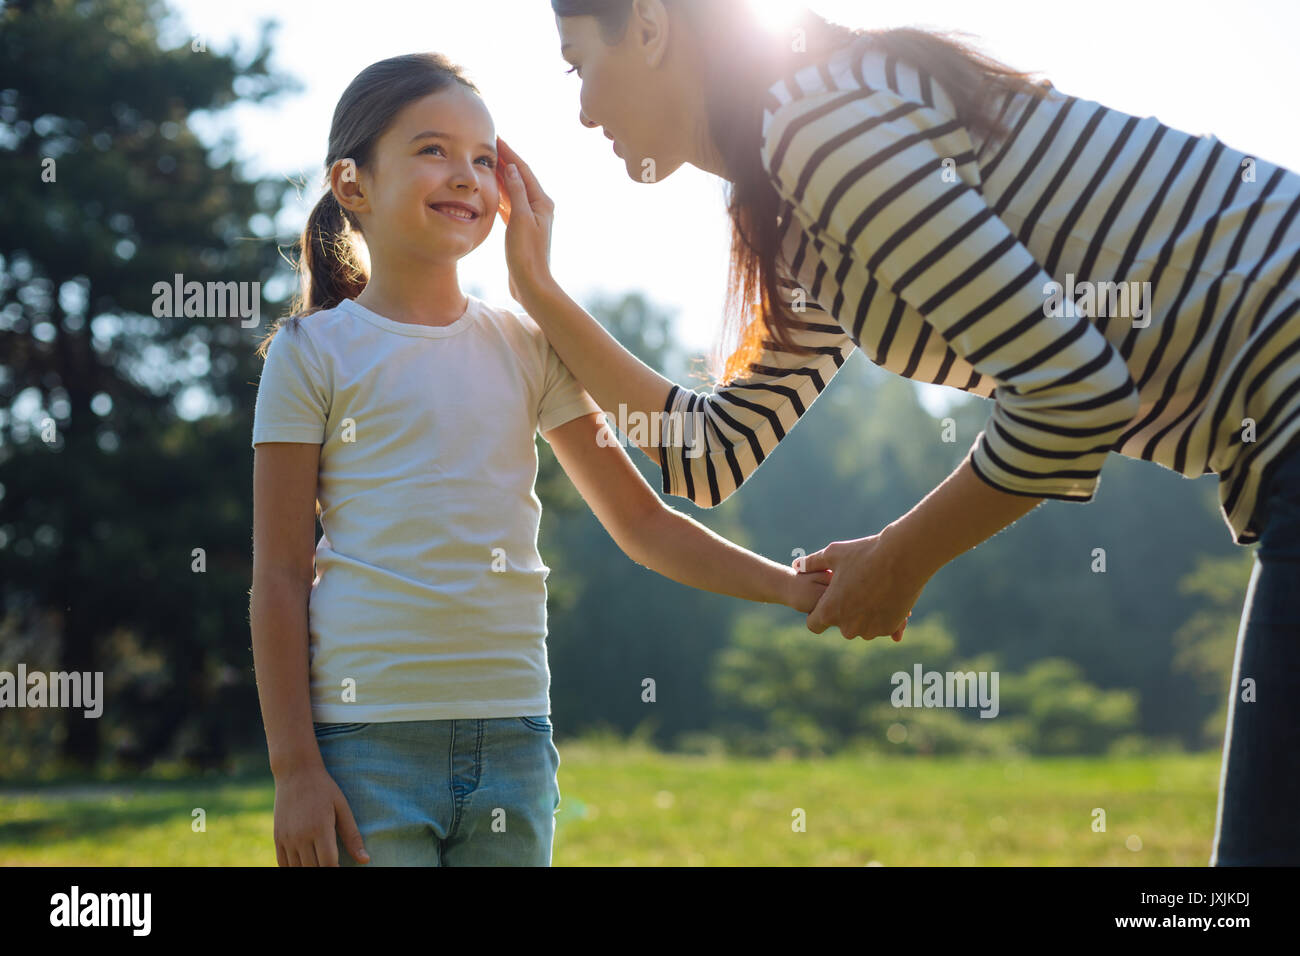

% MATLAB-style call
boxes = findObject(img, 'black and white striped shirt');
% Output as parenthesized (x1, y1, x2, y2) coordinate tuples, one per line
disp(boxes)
(658, 39, 1300, 545)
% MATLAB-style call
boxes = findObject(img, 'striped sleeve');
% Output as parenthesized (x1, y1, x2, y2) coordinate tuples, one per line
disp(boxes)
(658, 277, 856, 507)
(762, 85, 1142, 501)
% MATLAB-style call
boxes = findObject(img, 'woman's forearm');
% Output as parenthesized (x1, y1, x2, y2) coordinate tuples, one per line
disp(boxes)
(521, 277, 677, 466)
(625, 504, 795, 606)
(885, 453, 1045, 580)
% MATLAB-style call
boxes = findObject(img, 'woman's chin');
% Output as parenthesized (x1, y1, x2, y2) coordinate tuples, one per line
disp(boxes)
(620, 153, 681, 185)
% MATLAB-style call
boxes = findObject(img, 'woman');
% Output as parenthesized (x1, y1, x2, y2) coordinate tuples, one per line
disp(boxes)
(497, 0, 1300, 865)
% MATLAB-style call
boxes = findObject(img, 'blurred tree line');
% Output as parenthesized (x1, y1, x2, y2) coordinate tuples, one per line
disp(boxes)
(0, 0, 1254, 776)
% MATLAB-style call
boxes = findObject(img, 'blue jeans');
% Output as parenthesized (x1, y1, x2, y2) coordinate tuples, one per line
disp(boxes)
(312, 716, 561, 866)
(1211, 439, 1300, 865)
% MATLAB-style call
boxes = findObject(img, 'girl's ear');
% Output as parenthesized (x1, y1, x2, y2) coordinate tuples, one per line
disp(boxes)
(331, 157, 367, 215)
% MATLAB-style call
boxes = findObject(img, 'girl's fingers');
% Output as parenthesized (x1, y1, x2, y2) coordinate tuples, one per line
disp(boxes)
(314, 832, 338, 867)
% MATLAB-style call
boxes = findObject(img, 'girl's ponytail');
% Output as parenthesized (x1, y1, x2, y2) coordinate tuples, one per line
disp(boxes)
(255, 189, 368, 359)
(295, 189, 368, 318)
(255, 52, 479, 358)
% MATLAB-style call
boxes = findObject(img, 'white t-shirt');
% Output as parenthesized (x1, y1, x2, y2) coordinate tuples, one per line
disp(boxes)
(250, 295, 602, 722)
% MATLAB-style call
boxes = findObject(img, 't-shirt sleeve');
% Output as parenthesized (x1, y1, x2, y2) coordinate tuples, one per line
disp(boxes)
(536, 338, 603, 439)
(251, 322, 329, 446)
(762, 83, 1141, 501)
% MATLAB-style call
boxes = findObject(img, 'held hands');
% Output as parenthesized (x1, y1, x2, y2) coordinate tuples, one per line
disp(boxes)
(496, 137, 555, 307)
(783, 567, 833, 614)
(794, 528, 930, 642)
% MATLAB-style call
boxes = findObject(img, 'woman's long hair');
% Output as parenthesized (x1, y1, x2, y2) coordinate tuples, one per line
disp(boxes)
(256, 53, 480, 357)
(552, 0, 1052, 384)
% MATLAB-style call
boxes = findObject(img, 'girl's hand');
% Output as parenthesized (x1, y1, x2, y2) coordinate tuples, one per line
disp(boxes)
(496, 137, 555, 306)
(273, 764, 370, 866)
(795, 528, 928, 641)
(783, 568, 833, 614)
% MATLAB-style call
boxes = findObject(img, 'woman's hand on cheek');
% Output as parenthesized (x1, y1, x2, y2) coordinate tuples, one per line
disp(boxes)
(497, 137, 556, 306)
(794, 531, 928, 641)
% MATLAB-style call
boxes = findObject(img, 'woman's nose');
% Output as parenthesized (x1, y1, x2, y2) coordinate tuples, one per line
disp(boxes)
(580, 110, 597, 129)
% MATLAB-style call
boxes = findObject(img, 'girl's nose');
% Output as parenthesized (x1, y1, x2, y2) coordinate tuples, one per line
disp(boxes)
(448, 164, 477, 190)
(580, 110, 598, 129)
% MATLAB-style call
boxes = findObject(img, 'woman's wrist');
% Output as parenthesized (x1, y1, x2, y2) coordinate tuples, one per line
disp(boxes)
(883, 455, 1044, 584)
(880, 517, 942, 587)
(517, 269, 564, 315)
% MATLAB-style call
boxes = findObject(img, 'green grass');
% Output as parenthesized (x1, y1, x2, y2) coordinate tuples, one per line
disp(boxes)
(0, 739, 1220, 866)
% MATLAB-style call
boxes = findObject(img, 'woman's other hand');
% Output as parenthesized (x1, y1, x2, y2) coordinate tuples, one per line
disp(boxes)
(795, 528, 928, 641)
(497, 137, 555, 306)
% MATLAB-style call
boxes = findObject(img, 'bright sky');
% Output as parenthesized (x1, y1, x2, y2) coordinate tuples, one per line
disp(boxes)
(164, 0, 1300, 415)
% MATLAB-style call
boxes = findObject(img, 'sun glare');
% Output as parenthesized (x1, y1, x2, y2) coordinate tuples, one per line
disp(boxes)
(747, 0, 802, 34)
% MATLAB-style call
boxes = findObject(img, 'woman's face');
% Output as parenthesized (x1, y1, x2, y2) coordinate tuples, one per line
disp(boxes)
(556, 9, 693, 182)
(336, 84, 500, 263)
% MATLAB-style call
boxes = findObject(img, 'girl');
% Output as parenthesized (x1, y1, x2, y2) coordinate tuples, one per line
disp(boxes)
(495, 0, 1300, 865)
(248, 52, 830, 867)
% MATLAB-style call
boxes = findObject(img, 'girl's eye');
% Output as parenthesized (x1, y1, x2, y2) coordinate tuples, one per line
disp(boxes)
(419, 144, 494, 168)
(565, 66, 579, 77)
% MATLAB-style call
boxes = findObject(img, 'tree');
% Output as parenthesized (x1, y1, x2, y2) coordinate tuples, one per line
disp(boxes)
(1171, 550, 1256, 747)
(0, 0, 297, 769)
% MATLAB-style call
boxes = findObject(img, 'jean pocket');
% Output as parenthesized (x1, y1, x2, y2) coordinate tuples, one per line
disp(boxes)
(312, 721, 371, 739)
(517, 715, 552, 733)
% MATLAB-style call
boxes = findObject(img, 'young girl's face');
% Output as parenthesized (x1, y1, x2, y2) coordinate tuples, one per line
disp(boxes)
(344, 84, 501, 263)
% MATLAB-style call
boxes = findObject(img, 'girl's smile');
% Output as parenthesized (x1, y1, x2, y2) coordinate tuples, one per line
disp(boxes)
(428, 201, 481, 222)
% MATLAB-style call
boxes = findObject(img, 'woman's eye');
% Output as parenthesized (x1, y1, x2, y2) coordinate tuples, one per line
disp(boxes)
(419, 144, 444, 156)
(565, 66, 579, 77)
(477, 157, 496, 168)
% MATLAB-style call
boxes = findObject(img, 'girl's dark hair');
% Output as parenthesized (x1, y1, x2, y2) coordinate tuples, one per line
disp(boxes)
(256, 53, 480, 357)
(552, 0, 1052, 384)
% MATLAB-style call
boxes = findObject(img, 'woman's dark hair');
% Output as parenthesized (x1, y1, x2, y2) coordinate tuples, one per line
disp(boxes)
(256, 53, 480, 357)
(552, 0, 1052, 384)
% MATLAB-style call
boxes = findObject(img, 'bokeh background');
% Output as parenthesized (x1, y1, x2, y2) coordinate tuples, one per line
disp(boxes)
(1, 0, 1293, 865)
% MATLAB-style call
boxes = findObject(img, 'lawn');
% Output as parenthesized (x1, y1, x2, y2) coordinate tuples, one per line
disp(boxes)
(0, 738, 1220, 866)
